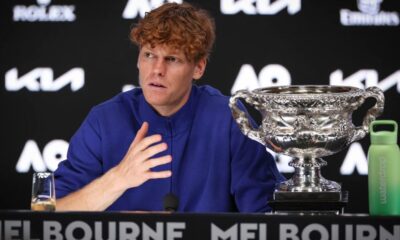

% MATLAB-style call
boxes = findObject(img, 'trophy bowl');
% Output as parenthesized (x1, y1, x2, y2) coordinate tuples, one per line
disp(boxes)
(230, 85, 384, 193)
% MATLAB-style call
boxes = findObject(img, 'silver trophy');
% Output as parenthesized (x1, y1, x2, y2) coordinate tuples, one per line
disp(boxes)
(230, 85, 384, 212)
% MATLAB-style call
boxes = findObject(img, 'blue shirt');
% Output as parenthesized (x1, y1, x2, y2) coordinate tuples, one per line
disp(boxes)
(55, 85, 284, 212)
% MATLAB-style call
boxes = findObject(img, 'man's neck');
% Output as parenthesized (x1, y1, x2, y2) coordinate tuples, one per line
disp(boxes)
(152, 104, 182, 117)
(151, 93, 191, 117)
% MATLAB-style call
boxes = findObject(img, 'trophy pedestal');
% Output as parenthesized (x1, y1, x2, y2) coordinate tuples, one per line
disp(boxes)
(269, 191, 348, 215)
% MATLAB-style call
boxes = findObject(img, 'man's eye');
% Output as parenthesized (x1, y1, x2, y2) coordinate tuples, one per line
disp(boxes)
(144, 52, 154, 58)
(166, 57, 178, 62)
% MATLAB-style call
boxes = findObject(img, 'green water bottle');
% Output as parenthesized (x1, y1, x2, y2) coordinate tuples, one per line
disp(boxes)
(368, 120, 400, 216)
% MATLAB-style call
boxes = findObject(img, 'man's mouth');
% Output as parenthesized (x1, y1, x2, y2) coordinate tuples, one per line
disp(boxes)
(149, 82, 166, 88)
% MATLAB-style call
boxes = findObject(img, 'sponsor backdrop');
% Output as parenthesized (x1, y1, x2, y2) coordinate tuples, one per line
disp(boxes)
(1, 0, 399, 213)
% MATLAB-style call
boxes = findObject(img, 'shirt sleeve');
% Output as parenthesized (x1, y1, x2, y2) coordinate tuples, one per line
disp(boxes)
(54, 108, 104, 199)
(229, 110, 285, 213)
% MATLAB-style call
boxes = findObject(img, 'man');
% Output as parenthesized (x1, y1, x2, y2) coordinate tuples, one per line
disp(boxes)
(54, 2, 284, 212)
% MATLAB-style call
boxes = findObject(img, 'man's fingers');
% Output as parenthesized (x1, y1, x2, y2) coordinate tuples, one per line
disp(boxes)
(134, 134, 163, 154)
(129, 122, 149, 151)
(143, 155, 172, 169)
(146, 170, 172, 179)
(138, 142, 168, 160)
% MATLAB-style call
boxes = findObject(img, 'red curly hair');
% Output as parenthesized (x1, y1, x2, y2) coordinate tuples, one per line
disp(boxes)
(130, 2, 215, 63)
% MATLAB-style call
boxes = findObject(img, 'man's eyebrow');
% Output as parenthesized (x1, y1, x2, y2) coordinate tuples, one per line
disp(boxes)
(142, 47, 152, 51)
(166, 51, 185, 57)
(165, 53, 179, 57)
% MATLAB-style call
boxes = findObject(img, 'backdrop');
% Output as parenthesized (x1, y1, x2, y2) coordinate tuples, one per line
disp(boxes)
(1, 0, 399, 213)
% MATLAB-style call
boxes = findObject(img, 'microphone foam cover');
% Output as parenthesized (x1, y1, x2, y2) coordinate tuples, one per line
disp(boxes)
(163, 193, 179, 212)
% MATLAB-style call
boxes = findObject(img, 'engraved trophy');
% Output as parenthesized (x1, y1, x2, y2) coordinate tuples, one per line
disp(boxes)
(230, 85, 384, 213)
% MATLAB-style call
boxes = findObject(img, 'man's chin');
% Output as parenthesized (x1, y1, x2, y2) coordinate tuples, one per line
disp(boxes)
(145, 97, 169, 109)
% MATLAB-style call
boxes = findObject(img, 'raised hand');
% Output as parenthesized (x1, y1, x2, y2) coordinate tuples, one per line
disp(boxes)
(114, 122, 172, 190)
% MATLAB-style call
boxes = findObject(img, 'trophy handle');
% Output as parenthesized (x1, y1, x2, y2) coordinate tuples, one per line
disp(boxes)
(352, 86, 385, 142)
(229, 90, 265, 145)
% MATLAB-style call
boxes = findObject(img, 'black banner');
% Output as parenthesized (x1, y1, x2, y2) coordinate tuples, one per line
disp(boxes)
(1, 211, 400, 240)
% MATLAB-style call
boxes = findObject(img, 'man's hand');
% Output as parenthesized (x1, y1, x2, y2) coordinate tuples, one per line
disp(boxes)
(56, 122, 172, 211)
(114, 121, 172, 190)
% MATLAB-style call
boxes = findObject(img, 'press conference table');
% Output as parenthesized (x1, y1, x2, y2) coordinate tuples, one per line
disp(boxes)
(1, 210, 399, 239)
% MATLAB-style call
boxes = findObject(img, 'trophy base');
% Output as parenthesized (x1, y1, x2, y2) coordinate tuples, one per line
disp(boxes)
(269, 191, 348, 215)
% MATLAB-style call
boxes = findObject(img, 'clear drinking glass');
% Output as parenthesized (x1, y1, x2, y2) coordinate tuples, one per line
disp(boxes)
(31, 172, 56, 211)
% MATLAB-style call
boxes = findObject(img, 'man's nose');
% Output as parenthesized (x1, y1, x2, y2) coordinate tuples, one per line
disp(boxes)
(153, 59, 166, 77)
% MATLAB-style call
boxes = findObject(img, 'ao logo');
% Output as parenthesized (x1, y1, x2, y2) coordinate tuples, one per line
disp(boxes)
(340, 143, 368, 175)
(5, 68, 85, 92)
(330, 69, 400, 93)
(15, 140, 69, 173)
(230, 64, 291, 94)
(123, 0, 182, 19)
(221, 0, 301, 15)
(231, 64, 292, 174)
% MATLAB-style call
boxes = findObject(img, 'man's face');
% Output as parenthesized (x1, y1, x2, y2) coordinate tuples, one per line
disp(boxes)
(138, 44, 206, 116)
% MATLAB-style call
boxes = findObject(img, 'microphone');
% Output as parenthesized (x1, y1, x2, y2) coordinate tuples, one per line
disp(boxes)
(163, 193, 179, 212)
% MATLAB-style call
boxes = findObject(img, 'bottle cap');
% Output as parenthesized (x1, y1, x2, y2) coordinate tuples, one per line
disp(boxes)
(370, 120, 398, 145)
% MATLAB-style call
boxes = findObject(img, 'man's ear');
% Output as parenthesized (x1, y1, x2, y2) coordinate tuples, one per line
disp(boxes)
(137, 46, 142, 69)
(193, 58, 207, 80)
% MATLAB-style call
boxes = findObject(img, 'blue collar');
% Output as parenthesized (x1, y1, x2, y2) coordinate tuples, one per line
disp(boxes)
(139, 85, 197, 137)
